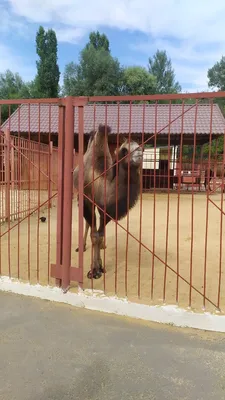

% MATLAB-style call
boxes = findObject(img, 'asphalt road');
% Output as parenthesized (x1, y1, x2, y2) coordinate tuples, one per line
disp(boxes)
(0, 291, 225, 400)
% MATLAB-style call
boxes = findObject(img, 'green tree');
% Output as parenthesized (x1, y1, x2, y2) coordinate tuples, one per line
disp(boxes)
(0, 69, 30, 122)
(34, 26, 60, 98)
(122, 66, 156, 95)
(207, 56, 225, 157)
(62, 31, 123, 96)
(207, 56, 225, 91)
(85, 31, 110, 52)
(62, 62, 85, 96)
(148, 50, 181, 94)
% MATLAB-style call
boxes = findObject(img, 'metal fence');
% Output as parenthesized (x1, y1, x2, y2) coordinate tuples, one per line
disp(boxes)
(0, 129, 58, 223)
(0, 94, 225, 315)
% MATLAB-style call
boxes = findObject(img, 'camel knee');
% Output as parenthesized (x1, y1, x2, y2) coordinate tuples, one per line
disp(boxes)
(90, 230, 101, 245)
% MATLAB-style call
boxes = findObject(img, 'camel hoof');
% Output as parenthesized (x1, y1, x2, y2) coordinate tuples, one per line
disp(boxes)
(87, 268, 102, 279)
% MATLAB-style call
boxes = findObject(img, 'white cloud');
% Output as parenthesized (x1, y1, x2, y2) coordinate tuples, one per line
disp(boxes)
(0, 44, 35, 82)
(131, 38, 225, 92)
(7, 0, 225, 44)
(4, 0, 225, 91)
(53, 27, 86, 44)
(0, 4, 29, 37)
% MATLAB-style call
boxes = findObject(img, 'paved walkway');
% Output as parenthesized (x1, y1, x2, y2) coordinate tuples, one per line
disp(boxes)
(0, 291, 225, 400)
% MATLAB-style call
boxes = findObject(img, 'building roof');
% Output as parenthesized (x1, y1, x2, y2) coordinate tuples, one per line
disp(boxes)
(1, 103, 225, 136)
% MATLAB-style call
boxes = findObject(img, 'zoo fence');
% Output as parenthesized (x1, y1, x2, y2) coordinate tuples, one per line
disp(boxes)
(0, 93, 225, 314)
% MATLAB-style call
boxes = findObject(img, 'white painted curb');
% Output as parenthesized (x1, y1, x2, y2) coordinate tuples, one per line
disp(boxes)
(1, 276, 225, 332)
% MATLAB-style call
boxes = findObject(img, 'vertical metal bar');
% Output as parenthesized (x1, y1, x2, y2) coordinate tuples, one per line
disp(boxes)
(214, 138, 218, 192)
(17, 105, 21, 279)
(5, 128, 10, 223)
(37, 103, 41, 283)
(203, 100, 213, 309)
(56, 104, 64, 287)
(151, 101, 157, 300)
(47, 105, 52, 284)
(61, 96, 75, 291)
(103, 104, 108, 292)
(138, 102, 145, 298)
(90, 103, 96, 289)
(0, 111, 2, 275)
(217, 129, 225, 309)
(125, 101, 132, 296)
(5, 125, 11, 277)
(78, 104, 84, 289)
(28, 103, 31, 282)
(200, 145, 204, 192)
(176, 100, 184, 303)
(163, 100, 172, 302)
(189, 100, 198, 307)
(11, 138, 15, 191)
(115, 102, 120, 295)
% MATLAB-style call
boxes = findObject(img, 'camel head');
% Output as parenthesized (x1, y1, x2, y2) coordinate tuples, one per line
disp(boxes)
(115, 138, 143, 168)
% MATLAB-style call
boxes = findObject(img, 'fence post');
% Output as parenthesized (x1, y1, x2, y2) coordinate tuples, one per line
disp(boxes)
(11, 138, 15, 191)
(5, 128, 11, 222)
(49, 141, 53, 208)
(77, 104, 84, 288)
(54, 104, 65, 288)
(60, 96, 74, 291)
(72, 149, 75, 200)
(51, 96, 85, 291)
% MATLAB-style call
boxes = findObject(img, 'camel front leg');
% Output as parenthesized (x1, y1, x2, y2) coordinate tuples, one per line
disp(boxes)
(87, 229, 105, 279)
(76, 220, 89, 252)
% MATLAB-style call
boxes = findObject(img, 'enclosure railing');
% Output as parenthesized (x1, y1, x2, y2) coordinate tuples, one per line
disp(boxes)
(0, 129, 58, 223)
(0, 93, 225, 315)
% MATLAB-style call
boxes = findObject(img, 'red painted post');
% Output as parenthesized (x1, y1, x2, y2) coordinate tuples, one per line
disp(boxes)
(49, 141, 53, 208)
(5, 128, 10, 222)
(51, 97, 85, 288)
(11, 138, 15, 191)
(78, 105, 84, 287)
(61, 96, 75, 291)
(55, 104, 64, 288)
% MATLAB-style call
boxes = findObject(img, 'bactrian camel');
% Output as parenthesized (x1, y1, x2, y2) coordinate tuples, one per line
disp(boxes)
(73, 123, 143, 279)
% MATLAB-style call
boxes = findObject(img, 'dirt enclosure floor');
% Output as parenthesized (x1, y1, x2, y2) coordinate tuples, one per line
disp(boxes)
(1, 192, 225, 314)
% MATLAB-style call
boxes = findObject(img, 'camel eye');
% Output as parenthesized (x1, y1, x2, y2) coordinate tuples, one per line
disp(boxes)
(121, 147, 128, 157)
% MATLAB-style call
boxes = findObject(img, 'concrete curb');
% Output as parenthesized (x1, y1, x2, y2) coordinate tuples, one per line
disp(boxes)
(1, 276, 225, 332)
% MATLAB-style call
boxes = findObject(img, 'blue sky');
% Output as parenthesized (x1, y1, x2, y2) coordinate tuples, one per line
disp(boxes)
(1, 0, 225, 93)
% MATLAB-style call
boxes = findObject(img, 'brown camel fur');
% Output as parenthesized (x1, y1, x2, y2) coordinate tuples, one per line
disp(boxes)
(73, 123, 143, 279)
(75, 129, 106, 252)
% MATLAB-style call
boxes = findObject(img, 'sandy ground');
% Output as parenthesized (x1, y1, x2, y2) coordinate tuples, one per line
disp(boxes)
(0, 192, 225, 314)
(0, 189, 57, 222)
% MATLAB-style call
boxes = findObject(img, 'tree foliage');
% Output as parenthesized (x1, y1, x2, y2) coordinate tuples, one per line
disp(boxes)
(122, 66, 156, 95)
(207, 56, 225, 91)
(34, 26, 60, 98)
(62, 31, 123, 96)
(85, 31, 110, 52)
(148, 50, 181, 94)
(0, 70, 30, 99)
(0, 70, 31, 122)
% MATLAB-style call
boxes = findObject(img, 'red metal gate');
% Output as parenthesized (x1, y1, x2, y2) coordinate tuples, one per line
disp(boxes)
(54, 93, 225, 314)
(1, 94, 225, 314)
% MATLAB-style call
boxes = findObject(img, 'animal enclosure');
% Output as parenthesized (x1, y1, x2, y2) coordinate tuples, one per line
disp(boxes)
(0, 94, 225, 316)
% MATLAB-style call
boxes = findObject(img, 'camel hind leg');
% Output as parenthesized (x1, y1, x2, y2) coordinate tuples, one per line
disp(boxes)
(82, 200, 104, 279)
(76, 208, 107, 253)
